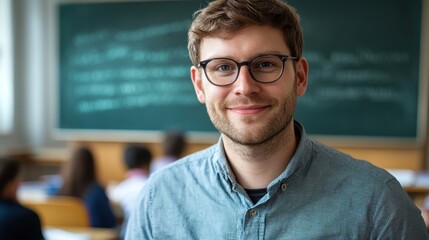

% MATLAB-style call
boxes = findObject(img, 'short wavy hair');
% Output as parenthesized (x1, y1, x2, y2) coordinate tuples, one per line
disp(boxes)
(188, 0, 303, 66)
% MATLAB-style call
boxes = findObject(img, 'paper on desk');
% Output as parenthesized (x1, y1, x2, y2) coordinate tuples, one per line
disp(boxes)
(44, 228, 91, 240)
(387, 169, 416, 187)
(414, 172, 429, 187)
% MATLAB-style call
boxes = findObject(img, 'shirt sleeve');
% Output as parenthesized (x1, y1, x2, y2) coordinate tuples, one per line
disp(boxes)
(370, 178, 429, 239)
(125, 180, 154, 239)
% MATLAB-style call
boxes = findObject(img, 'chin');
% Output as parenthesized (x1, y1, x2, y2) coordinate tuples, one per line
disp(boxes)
(221, 128, 269, 146)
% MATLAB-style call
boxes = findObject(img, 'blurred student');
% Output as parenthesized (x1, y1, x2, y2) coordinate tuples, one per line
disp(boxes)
(57, 147, 116, 228)
(150, 130, 186, 174)
(0, 157, 44, 240)
(108, 144, 152, 239)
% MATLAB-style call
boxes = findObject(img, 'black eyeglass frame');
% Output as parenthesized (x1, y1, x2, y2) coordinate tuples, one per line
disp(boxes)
(197, 54, 298, 86)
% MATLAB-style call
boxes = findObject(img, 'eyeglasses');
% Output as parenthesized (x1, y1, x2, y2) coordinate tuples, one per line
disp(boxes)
(198, 54, 298, 86)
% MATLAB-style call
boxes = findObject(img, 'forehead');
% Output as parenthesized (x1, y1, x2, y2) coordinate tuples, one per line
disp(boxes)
(199, 25, 290, 60)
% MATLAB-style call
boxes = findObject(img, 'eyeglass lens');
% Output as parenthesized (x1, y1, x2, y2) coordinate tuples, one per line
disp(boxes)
(203, 55, 285, 86)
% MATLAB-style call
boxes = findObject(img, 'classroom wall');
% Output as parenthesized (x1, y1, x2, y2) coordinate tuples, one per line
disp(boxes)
(1, 0, 428, 186)
(0, 0, 67, 156)
(0, 0, 29, 155)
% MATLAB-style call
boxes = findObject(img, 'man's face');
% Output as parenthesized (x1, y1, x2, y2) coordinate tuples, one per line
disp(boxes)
(190, 25, 308, 145)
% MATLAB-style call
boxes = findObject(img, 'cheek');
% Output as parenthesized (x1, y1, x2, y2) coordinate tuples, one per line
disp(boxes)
(202, 83, 227, 103)
(273, 75, 296, 97)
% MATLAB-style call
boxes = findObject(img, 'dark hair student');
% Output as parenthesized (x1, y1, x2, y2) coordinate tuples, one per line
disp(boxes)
(0, 157, 45, 240)
(57, 147, 116, 228)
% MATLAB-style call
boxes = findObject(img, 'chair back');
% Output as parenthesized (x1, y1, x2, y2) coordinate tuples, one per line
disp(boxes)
(22, 196, 90, 227)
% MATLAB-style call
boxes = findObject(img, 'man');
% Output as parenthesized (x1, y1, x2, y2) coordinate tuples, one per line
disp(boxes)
(108, 145, 152, 238)
(126, 0, 428, 239)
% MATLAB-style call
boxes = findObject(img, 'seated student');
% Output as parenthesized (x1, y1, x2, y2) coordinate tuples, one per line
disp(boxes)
(56, 147, 116, 228)
(108, 144, 152, 239)
(0, 157, 44, 240)
(150, 130, 186, 174)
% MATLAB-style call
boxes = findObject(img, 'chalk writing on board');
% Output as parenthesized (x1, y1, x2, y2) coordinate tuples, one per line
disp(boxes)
(301, 50, 410, 107)
(64, 21, 196, 114)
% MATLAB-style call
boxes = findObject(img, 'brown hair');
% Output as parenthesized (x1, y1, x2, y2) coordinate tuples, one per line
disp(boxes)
(58, 147, 96, 198)
(188, 0, 303, 66)
(162, 130, 186, 158)
(0, 158, 20, 199)
(123, 144, 152, 170)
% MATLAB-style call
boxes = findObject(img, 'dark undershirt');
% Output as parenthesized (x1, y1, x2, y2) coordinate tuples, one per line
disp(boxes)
(242, 122, 301, 205)
(244, 188, 268, 204)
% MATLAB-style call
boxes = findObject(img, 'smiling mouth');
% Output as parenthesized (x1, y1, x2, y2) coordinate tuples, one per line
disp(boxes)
(228, 105, 269, 115)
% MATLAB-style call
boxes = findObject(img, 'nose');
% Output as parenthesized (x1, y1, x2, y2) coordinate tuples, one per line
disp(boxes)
(233, 65, 261, 96)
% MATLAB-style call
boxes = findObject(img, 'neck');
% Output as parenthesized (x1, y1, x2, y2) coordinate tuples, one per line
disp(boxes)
(223, 122, 297, 189)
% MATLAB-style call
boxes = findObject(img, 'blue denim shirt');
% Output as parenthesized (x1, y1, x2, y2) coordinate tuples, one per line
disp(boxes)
(126, 122, 428, 239)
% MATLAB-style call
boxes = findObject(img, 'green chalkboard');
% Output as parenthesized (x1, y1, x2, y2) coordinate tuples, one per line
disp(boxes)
(57, 0, 423, 140)
(290, 0, 423, 139)
(59, 0, 215, 133)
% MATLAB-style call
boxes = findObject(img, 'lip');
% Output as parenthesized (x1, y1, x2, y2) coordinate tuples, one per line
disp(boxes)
(228, 105, 269, 115)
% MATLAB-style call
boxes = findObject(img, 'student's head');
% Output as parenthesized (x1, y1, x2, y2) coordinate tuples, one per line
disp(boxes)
(123, 145, 152, 170)
(163, 130, 186, 158)
(59, 147, 96, 197)
(188, 0, 303, 66)
(69, 147, 96, 183)
(0, 158, 20, 200)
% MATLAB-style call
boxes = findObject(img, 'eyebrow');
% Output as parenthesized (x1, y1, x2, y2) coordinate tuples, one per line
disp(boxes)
(202, 51, 291, 62)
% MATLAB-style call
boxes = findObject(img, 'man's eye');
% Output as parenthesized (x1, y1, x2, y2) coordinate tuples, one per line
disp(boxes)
(216, 65, 233, 72)
(257, 61, 275, 68)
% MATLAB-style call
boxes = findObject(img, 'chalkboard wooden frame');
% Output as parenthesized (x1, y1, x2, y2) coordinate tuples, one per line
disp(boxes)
(51, 0, 429, 146)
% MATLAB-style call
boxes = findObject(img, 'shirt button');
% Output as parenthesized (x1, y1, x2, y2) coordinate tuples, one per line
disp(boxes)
(249, 209, 257, 217)
(281, 183, 288, 192)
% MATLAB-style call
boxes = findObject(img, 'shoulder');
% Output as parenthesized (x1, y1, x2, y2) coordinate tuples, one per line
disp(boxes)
(127, 145, 220, 237)
(0, 201, 43, 239)
(295, 122, 395, 188)
(310, 139, 395, 183)
(304, 139, 404, 203)
(84, 183, 109, 201)
(306, 140, 429, 233)
(87, 183, 106, 193)
(0, 200, 40, 224)
(143, 144, 218, 196)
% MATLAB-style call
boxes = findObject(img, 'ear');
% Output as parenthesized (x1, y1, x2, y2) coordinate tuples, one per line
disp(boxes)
(190, 66, 206, 103)
(295, 57, 308, 96)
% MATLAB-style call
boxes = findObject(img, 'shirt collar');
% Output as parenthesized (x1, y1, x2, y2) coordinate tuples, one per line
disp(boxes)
(267, 121, 312, 191)
(212, 120, 312, 190)
(212, 138, 236, 184)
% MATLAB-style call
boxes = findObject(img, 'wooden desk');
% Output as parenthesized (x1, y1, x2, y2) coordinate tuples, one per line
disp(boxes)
(403, 186, 429, 201)
(44, 227, 118, 240)
(404, 186, 429, 195)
